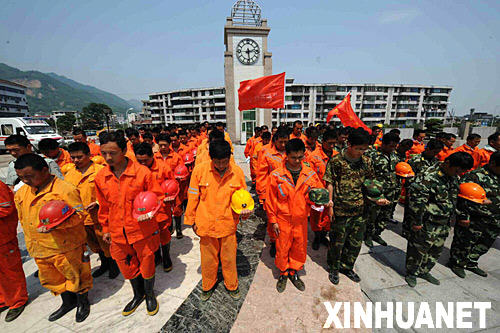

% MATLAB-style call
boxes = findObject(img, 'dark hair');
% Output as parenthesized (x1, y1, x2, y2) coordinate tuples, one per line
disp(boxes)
(323, 129, 337, 141)
(467, 133, 481, 141)
(125, 128, 139, 138)
(5, 134, 30, 147)
(215, 122, 224, 128)
(389, 128, 401, 135)
(156, 134, 171, 144)
(436, 132, 447, 140)
(254, 126, 261, 133)
(305, 126, 319, 139)
(445, 152, 474, 170)
(348, 128, 371, 146)
(14, 153, 48, 171)
(490, 151, 500, 165)
(382, 133, 401, 145)
(134, 142, 153, 157)
(285, 138, 305, 154)
(371, 125, 380, 131)
(426, 138, 445, 151)
(115, 129, 125, 138)
(100, 131, 127, 150)
(72, 128, 86, 137)
(169, 131, 178, 138)
(139, 126, 147, 131)
(209, 129, 225, 142)
(445, 133, 457, 140)
(142, 132, 153, 140)
(209, 140, 231, 159)
(261, 125, 269, 131)
(271, 125, 278, 131)
(178, 129, 187, 136)
(338, 127, 350, 136)
(399, 139, 414, 149)
(293, 120, 303, 127)
(273, 127, 289, 142)
(261, 132, 271, 140)
(68, 142, 90, 155)
(152, 127, 161, 133)
(413, 129, 425, 138)
(488, 132, 500, 145)
(38, 138, 59, 151)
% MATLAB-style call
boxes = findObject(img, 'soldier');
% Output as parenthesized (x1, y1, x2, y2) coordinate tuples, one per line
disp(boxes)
(364, 133, 400, 247)
(448, 151, 500, 278)
(334, 127, 349, 153)
(404, 152, 474, 287)
(324, 128, 380, 285)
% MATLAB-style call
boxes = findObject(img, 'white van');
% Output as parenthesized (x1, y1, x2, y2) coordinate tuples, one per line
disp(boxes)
(0, 117, 65, 151)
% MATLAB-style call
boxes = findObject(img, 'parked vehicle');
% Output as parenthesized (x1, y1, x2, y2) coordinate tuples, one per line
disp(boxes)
(0, 117, 65, 152)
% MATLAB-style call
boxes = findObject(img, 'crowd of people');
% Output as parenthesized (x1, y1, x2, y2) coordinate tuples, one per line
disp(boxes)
(0, 119, 498, 327)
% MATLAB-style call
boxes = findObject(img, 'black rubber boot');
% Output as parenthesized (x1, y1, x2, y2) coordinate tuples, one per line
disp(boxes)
(75, 292, 90, 323)
(174, 217, 183, 239)
(108, 258, 120, 279)
(320, 231, 330, 246)
(144, 276, 159, 316)
(92, 251, 109, 278)
(154, 249, 162, 266)
(162, 244, 173, 272)
(312, 232, 321, 251)
(122, 276, 145, 316)
(48, 291, 77, 322)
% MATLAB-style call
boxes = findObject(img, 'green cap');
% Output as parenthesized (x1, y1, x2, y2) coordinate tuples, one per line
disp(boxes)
(309, 188, 330, 206)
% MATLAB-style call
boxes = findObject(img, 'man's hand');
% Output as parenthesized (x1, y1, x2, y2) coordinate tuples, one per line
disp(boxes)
(376, 198, 391, 206)
(193, 224, 199, 236)
(137, 213, 153, 222)
(458, 220, 470, 227)
(163, 197, 175, 203)
(325, 200, 334, 208)
(240, 209, 252, 220)
(328, 206, 334, 219)
(412, 225, 423, 232)
(272, 223, 280, 237)
(85, 201, 98, 211)
(37, 225, 50, 233)
(103, 233, 111, 244)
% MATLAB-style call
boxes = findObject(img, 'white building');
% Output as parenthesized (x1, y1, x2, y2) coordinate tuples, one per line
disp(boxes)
(0, 79, 29, 117)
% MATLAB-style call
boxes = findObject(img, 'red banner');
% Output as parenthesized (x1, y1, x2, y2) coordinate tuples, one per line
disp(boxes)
(238, 73, 285, 111)
(326, 92, 371, 133)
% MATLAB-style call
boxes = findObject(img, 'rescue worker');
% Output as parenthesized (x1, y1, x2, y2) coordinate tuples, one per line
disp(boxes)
(306, 129, 338, 250)
(290, 120, 306, 141)
(256, 127, 289, 257)
(437, 133, 457, 161)
(134, 142, 175, 271)
(364, 133, 400, 247)
(73, 128, 101, 157)
(448, 151, 500, 278)
(0, 180, 28, 322)
(65, 142, 119, 279)
(170, 131, 189, 159)
(267, 139, 324, 292)
(142, 132, 159, 154)
(154, 134, 183, 172)
(185, 140, 250, 301)
(477, 132, 499, 167)
(14, 154, 91, 322)
(215, 122, 233, 148)
(453, 133, 482, 169)
(371, 125, 383, 148)
(38, 138, 72, 168)
(304, 126, 320, 158)
(407, 129, 426, 158)
(404, 152, 474, 287)
(95, 132, 163, 316)
(324, 128, 378, 285)
(4, 135, 63, 189)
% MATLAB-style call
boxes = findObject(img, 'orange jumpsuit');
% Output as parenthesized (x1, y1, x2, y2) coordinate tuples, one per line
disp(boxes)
(289, 133, 307, 143)
(436, 145, 454, 161)
(95, 160, 163, 280)
(65, 163, 110, 257)
(453, 144, 481, 170)
(477, 147, 495, 167)
(172, 143, 189, 160)
(266, 164, 323, 273)
(0, 181, 28, 310)
(306, 146, 338, 232)
(125, 142, 138, 162)
(244, 136, 257, 158)
(185, 161, 247, 292)
(88, 141, 101, 157)
(54, 148, 72, 168)
(186, 137, 198, 151)
(148, 159, 174, 245)
(250, 140, 264, 185)
(407, 140, 425, 158)
(154, 150, 182, 172)
(15, 177, 92, 295)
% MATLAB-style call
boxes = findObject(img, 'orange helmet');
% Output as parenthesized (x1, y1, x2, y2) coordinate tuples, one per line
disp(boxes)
(91, 155, 106, 165)
(61, 163, 76, 175)
(184, 152, 195, 165)
(132, 191, 162, 220)
(174, 164, 189, 180)
(38, 200, 75, 230)
(161, 179, 180, 201)
(458, 182, 487, 204)
(395, 162, 415, 178)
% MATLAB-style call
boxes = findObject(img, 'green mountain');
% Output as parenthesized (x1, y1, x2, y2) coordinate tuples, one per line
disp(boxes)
(0, 63, 133, 115)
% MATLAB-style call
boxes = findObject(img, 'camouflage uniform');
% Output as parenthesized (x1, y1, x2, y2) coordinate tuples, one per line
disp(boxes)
(402, 155, 441, 238)
(323, 152, 374, 271)
(334, 142, 347, 154)
(405, 164, 459, 276)
(365, 149, 400, 238)
(449, 166, 500, 269)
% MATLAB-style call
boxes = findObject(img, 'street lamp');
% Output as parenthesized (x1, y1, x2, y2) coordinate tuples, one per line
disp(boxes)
(126, 108, 134, 127)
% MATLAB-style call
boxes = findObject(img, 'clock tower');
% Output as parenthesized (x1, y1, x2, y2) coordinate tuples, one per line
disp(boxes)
(224, 0, 273, 143)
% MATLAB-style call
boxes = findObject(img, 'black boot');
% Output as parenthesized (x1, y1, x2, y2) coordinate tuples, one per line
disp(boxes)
(162, 244, 173, 272)
(154, 249, 162, 266)
(122, 276, 145, 316)
(320, 231, 330, 246)
(144, 276, 159, 316)
(48, 291, 77, 322)
(75, 292, 90, 323)
(174, 217, 183, 239)
(92, 251, 109, 278)
(168, 223, 174, 235)
(270, 242, 276, 258)
(108, 258, 120, 279)
(312, 231, 321, 251)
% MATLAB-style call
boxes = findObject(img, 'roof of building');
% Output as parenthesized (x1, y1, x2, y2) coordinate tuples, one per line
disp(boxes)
(0, 78, 27, 89)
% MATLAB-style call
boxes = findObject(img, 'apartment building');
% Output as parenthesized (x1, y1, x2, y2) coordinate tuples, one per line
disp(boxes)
(0, 79, 29, 117)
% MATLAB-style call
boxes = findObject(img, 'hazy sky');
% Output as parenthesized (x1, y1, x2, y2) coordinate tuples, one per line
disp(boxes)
(1, 0, 498, 115)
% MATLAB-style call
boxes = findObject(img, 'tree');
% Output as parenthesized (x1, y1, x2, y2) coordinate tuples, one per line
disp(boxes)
(57, 113, 76, 133)
(80, 103, 112, 130)
(425, 118, 444, 132)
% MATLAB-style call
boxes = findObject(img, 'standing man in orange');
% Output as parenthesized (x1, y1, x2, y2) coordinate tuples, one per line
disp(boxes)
(454, 134, 482, 169)
(95, 132, 163, 316)
(407, 129, 426, 158)
(14, 154, 91, 322)
(250, 131, 271, 191)
(170, 130, 189, 159)
(65, 142, 119, 279)
(73, 128, 101, 157)
(244, 126, 262, 160)
(304, 126, 320, 158)
(290, 120, 307, 142)
(185, 140, 250, 301)
(38, 138, 72, 168)
(0, 180, 28, 322)
(436, 133, 457, 161)
(154, 134, 183, 171)
(478, 132, 499, 167)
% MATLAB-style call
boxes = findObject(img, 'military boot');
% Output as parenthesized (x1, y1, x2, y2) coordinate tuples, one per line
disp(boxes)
(49, 291, 77, 322)
(75, 292, 90, 322)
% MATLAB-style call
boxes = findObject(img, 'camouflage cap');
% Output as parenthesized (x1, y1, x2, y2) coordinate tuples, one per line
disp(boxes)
(309, 188, 330, 206)
(363, 179, 384, 200)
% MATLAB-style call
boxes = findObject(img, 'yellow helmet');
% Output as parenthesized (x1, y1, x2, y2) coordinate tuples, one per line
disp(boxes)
(61, 163, 76, 174)
(231, 189, 255, 214)
(376, 123, 383, 128)
(91, 155, 106, 165)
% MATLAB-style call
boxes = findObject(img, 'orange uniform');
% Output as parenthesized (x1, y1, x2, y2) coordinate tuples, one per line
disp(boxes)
(88, 141, 101, 157)
(250, 140, 264, 184)
(290, 133, 307, 143)
(185, 160, 247, 292)
(186, 137, 198, 151)
(0, 181, 28, 310)
(65, 163, 110, 257)
(453, 144, 481, 169)
(477, 146, 496, 167)
(266, 164, 323, 273)
(154, 150, 182, 172)
(407, 140, 425, 158)
(172, 143, 190, 160)
(95, 160, 163, 279)
(304, 142, 317, 160)
(148, 159, 174, 245)
(54, 148, 72, 168)
(436, 145, 454, 161)
(244, 136, 257, 158)
(125, 142, 137, 162)
(198, 139, 209, 157)
(306, 146, 338, 232)
(15, 177, 92, 295)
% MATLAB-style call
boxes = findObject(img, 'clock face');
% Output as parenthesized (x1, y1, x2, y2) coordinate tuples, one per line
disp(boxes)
(236, 38, 260, 65)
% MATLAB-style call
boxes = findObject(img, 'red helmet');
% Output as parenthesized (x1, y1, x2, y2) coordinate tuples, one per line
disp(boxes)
(174, 164, 189, 180)
(38, 200, 75, 230)
(161, 179, 180, 201)
(184, 152, 195, 165)
(132, 191, 162, 220)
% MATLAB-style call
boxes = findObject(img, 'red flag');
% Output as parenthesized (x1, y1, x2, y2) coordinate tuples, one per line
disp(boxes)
(238, 73, 285, 111)
(326, 92, 371, 133)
